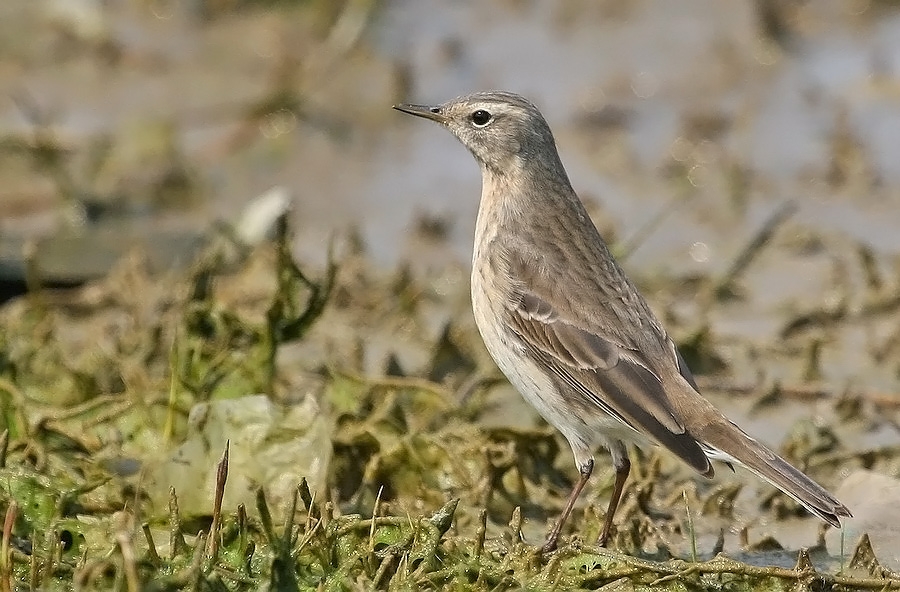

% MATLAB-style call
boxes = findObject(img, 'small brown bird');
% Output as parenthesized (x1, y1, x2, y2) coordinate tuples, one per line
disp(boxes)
(394, 91, 850, 552)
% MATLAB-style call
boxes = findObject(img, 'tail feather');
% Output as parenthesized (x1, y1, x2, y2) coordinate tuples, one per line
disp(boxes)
(696, 420, 851, 527)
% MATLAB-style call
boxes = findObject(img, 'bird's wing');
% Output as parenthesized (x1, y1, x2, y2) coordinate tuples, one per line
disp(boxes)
(503, 257, 713, 475)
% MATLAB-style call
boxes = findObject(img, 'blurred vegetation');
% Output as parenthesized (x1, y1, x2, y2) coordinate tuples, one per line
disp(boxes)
(2, 0, 900, 588)
(0, 212, 895, 590)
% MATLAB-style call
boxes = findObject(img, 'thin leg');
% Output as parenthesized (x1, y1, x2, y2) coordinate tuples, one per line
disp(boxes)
(597, 447, 631, 547)
(541, 458, 593, 554)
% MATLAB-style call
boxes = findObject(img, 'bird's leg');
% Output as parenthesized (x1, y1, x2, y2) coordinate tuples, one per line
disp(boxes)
(541, 458, 593, 554)
(597, 447, 631, 547)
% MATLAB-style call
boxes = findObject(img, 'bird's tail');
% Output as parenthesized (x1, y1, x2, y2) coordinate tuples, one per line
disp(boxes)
(695, 419, 851, 527)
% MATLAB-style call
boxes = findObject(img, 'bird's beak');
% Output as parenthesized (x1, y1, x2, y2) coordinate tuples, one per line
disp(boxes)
(393, 103, 447, 123)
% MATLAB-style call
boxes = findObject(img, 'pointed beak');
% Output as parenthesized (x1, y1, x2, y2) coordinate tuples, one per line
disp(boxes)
(393, 103, 447, 123)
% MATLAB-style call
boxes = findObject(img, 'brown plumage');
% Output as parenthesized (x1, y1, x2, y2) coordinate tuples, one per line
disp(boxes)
(394, 91, 850, 552)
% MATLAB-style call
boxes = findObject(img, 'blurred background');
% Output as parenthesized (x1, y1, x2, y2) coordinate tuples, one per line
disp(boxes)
(3, 0, 900, 381)
(2, 0, 900, 563)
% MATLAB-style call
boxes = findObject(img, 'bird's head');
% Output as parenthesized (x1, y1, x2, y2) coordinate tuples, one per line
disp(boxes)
(394, 91, 560, 175)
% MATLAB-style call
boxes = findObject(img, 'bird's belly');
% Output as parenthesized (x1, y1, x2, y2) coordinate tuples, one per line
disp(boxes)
(472, 272, 594, 450)
(471, 268, 649, 460)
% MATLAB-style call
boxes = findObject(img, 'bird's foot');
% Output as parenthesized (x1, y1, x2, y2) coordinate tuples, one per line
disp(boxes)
(539, 533, 560, 555)
(596, 526, 612, 548)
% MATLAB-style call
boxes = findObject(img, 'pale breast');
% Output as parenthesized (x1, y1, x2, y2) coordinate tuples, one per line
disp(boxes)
(471, 242, 602, 460)
(471, 221, 650, 464)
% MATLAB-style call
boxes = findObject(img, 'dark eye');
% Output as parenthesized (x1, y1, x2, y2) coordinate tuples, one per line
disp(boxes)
(471, 109, 492, 126)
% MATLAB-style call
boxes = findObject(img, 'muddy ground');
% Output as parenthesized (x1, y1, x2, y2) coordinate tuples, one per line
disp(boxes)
(1, 0, 899, 589)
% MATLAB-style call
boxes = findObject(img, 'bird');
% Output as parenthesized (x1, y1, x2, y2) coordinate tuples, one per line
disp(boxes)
(393, 91, 851, 553)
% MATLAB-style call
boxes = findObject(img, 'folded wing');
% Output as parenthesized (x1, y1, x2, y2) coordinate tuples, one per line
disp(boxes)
(506, 287, 714, 476)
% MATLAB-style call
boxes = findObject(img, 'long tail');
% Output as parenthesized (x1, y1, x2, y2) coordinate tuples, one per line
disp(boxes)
(695, 419, 851, 527)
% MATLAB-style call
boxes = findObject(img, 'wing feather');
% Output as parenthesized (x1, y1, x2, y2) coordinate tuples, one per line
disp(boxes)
(507, 278, 713, 475)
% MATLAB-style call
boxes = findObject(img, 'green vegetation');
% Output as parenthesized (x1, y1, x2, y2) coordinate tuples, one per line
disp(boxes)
(0, 218, 895, 590)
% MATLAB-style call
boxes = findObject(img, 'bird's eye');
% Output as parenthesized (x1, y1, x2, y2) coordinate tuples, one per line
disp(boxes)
(471, 109, 492, 127)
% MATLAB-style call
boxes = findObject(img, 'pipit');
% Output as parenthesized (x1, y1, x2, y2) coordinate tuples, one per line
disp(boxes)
(394, 91, 850, 552)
